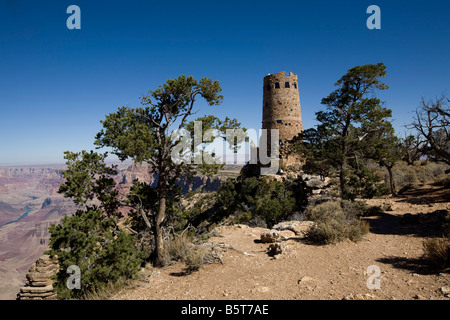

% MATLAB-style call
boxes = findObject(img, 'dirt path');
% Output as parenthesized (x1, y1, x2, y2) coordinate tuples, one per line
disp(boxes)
(112, 184, 450, 300)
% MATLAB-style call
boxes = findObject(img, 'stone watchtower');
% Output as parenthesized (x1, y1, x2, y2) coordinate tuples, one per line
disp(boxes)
(262, 71, 303, 168)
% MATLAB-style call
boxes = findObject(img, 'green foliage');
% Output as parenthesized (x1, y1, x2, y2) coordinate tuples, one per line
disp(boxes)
(391, 161, 449, 193)
(346, 160, 386, 199)
(290, 63, 393, 199)
(47, 208, 144, 299)
(215, 176, 306, 228)
(340, 200, 384, 217)
(58, 151, 121, 218)
(400, 134, 423, 165)
(53, 150, 145, 299)
(93, 75, 244, 266)
(306, 201, 370, 245)
(435, 174, 450, 189)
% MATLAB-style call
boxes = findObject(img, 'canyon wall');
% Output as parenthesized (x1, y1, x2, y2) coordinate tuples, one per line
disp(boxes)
(0, 163, 240, 299)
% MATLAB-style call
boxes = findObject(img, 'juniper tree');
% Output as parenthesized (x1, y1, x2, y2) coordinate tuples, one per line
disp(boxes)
(361, 121, 403, 196)
(290, 63, 392, 199)
(48, 151, 143, 299)
(410, 94, 450, 165)
(94, 75, 244, 266)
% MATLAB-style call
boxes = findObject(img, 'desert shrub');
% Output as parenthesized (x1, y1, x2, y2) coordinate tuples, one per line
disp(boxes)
(434, 174, 450, 189)
(340, 200, 383, 217)
(392, 163, 419, 191)
(162, 231, 212, 272)
(439, 210, 450, 237)
(184, 246, 209, 272)
(163, 232, 194, 265)
(347, 162, 386, 199)
(177, 175, 307, 232)
(47, 208, 144, 299)
(393, 161, 449, 192)
(215, 176, 306, 228)
(306, 201, 370, 245)
(246, 216, 268, 228)
(423, 237, 450, 270)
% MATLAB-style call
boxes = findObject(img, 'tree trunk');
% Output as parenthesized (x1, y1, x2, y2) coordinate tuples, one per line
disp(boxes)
(154, 171, 167, 267)
(387, 165, 397, 196)
(339, 163, 349, 200)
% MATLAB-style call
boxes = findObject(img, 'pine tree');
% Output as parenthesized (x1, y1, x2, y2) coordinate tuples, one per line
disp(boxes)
(290, 63, 392, 200)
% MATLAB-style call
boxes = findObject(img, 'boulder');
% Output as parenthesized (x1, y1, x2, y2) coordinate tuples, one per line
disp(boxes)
(342, 293, 377, 300)
(26, 279, 54, 287)
(268, 243, 285, 256)
(440, 286, 450, 297)
(19, 285, 54, 294)
(301, 174, 330, 189)
(260, 230, 280, 243)
(26, 270, 56, 282)
(272, 221, 316, 238)
(17, 255, 59, 300)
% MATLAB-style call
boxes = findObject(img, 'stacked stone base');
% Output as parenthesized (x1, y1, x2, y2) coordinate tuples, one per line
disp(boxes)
(17, 255, 59, 300)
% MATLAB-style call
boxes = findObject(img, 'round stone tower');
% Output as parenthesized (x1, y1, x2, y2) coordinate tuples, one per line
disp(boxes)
(261, 71, 303, 168)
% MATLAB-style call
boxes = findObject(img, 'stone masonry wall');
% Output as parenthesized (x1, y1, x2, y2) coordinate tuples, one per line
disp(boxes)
(262, 71, 303, 143)
(261, 71, 303, 168)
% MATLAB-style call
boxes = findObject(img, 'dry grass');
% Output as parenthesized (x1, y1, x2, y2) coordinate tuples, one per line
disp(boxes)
(82, 280, 131, 300)
(423, 237, 450, 270)
(163, 232, 221, 273)
(306, 201, 370, 245)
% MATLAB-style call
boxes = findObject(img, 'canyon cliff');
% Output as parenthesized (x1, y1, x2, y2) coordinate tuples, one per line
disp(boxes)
(0, 163, 240, 299)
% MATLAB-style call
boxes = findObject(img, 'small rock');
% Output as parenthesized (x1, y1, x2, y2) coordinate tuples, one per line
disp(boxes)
(257, 286, 270, 293)
(260, 230, 280, 243)
(268, 243, 284, 255)
(342, 293, 376, 300)
(414, 294, 426, 300)
(298, 276, 314, 284)
(440, 286, 450, 297)
(272, 221, 316, 238)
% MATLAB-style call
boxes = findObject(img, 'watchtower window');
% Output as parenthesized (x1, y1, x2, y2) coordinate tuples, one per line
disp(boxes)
(275, 82, 280, 89)
(266, 83, 271, 91)
(276, 120, 282, 124)
(294, 83, 297, 89)
(285, 82, 290, 88)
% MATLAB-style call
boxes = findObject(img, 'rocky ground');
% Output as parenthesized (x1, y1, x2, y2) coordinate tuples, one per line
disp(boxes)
(112, 183, 450, 300)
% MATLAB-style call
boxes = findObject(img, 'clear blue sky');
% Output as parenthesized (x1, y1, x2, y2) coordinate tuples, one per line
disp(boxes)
(1, 0, 449, 165)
